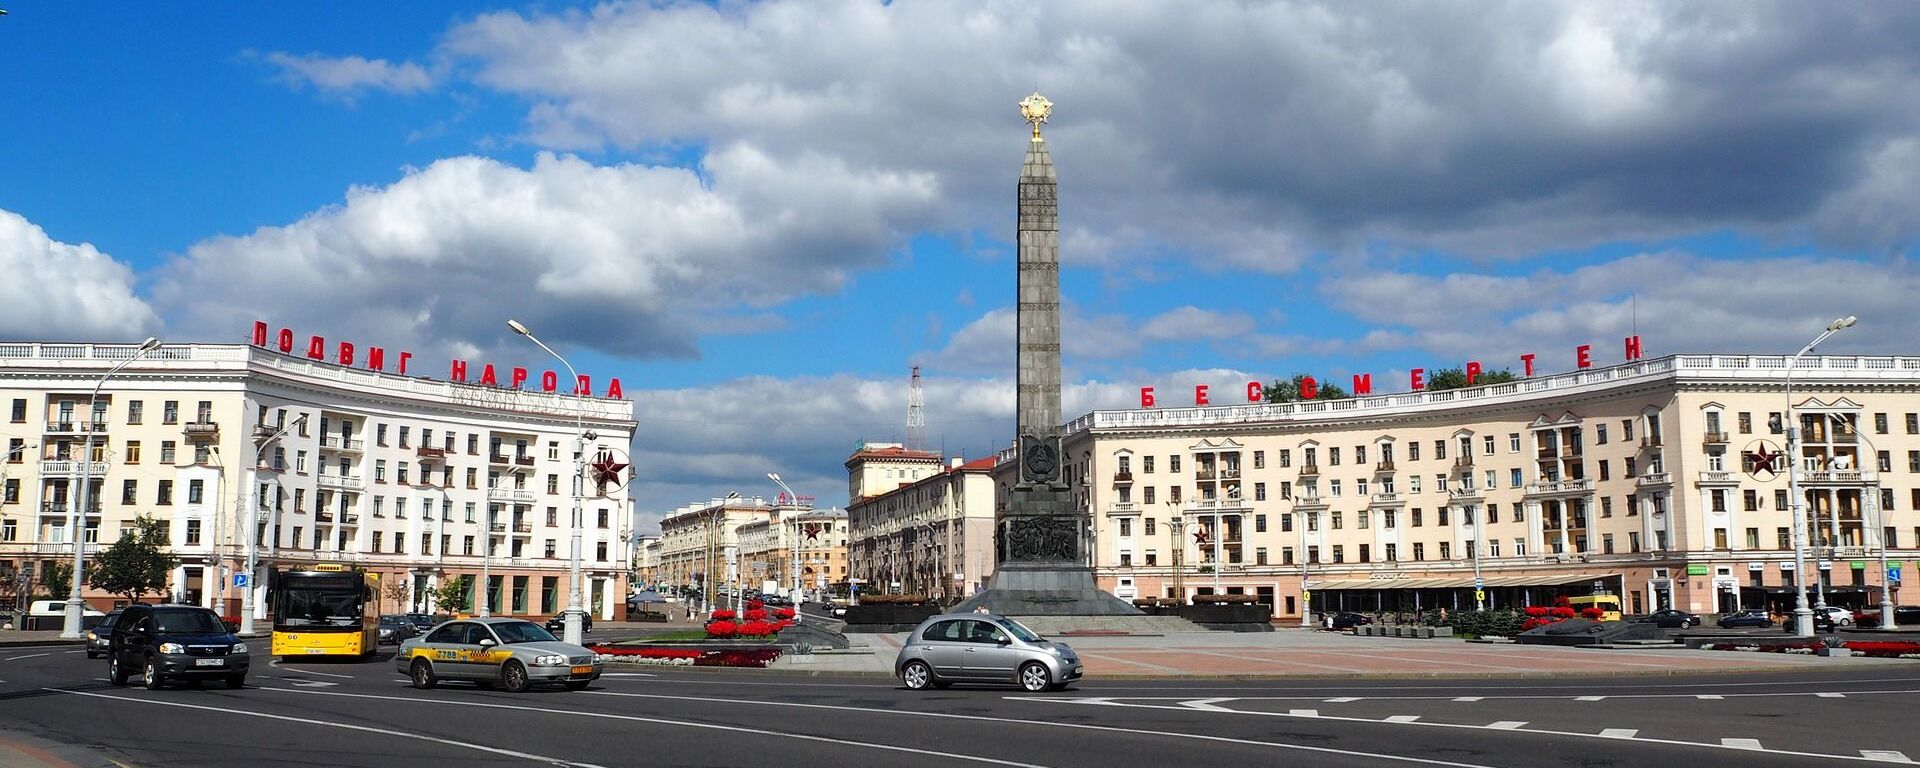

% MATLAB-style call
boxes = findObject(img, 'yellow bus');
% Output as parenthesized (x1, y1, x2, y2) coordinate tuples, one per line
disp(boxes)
(271, 566, 380, 659)
(1566, 594, 1623, 622)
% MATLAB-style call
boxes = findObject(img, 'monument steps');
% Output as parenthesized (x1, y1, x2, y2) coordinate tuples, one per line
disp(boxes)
(1012, 614, 1207, 635)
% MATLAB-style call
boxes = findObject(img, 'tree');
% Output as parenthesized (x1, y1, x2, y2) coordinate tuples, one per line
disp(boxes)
(1426, 367, 1521, 392)
(38, 560, 73, 598)
(1264, 373, 1352, 403)
(88, 516, 177, 603)
(429, 576, 472, 614)
(381, 577, 412, 614)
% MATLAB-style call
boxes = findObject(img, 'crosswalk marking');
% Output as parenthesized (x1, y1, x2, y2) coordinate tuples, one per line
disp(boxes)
(1721, 738, 1763, 750)
(1598, 729, 1638, 739)
(1324, 697, 1360, 703)
(1861, 750, 1913, 763)
(1288, 709, 1320, 717)
(1487, 721, 1527, 730)
(1696, 695, 1724, 700)
(1384, 715, 1421, 723)
(1452, 696, 1483, 702)
(1575, 696, 1605, 701)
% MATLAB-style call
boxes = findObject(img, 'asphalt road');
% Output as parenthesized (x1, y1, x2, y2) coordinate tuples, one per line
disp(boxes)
(3, 644, 1919, 767)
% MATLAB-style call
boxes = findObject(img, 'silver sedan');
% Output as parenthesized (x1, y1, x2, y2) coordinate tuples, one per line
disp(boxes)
(395, 617, 602, 692)
(895, 613, 1082, 692)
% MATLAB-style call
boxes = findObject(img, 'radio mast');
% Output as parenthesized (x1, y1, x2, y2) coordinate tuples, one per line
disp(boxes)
(906, 366, 927, 451)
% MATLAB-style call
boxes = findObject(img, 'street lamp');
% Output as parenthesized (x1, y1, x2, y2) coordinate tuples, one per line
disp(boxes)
(240, 413, 306, 636)
(1784, 315, 1856, 637)
(767, 472, 801, 600)
(1164, 500, 1185, 605)
(63, 337, 161, 640)
(507, 319, 589, 645)
(1831, 414, 1895, 629)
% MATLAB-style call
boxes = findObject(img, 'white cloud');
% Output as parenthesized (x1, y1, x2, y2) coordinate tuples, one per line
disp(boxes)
(1140, 306, 1256, 341)
(921, 305, 1140, 375)
(264, 52, 434, 99)
(0, 209, 157, 340)
(150, 150, 940, 362)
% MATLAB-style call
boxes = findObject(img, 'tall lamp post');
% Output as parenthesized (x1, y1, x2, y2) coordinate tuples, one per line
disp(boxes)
(63, 337, 161, 640)
(1164, 500, 1185, 605)
(767, 472, 801, 600)
(506, 320, 590, 646)
(1784, 315, 1855, 637)
(1833, 414, 1895, 629)
(241, 413, 306, 636)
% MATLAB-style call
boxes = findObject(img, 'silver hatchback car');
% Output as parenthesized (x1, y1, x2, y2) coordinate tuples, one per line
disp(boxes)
(895, 613, 1082, 692)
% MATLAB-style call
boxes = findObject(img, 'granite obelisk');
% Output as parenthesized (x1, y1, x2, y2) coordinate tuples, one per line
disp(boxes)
(955, 94, 1138, 616)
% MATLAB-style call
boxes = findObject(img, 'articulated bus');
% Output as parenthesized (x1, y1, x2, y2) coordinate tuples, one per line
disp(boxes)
(271, 565, 380, 659)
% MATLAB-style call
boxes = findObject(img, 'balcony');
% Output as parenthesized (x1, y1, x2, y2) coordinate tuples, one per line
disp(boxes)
(1290, 494, 1328, 510)
(489, 523, 507, 533)
(44, 420, 108, 434)
(1195, 468, 1216, 480)
(316, 511, 334, 523)
(1639, 435, 1663, 449)
(1104, 501, 1139, 516)
(1703, 431, 1729, 446)
(315, 473, 366, 491)
(39, 460, 107, 476)
(417, 446, 447, 461)
(1374, 460, 1395, 473)
(1635, 472, 1673, 488)
(182, 420, 220, 440)
(489, 453, 512, 465)
(1524, 478, 1593, 497)
(487, 486, 534, 503)
(514, 455, 535, 467)
(1561, 446, 1582, 458)
(1298, 463, 1320, 477)
(1453, 454, 1474, 468)
(1371, 491, 1403, 506)
(1221, 468, 1241, 479)
(319, 435, 365, 453)
(1804, 470, 1875, 485)
(514, 522, 533, 534)
(1448, 486, 1483, 501)
(1112, 471, 1133, 484)
(1695, 471, 1738, 486)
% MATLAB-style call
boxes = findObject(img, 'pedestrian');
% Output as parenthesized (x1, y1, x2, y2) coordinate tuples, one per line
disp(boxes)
(1439, 606, 1448, 622)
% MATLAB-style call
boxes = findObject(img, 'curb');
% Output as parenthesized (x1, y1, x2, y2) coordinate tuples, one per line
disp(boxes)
(0, 639, 85, 649)
(605, 657, 1913, 682)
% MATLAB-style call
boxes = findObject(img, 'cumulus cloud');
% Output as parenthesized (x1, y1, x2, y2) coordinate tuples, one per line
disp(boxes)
(921, 305, 1140, 376)
(264, 52, 434, 99)
(150, 150, 940, 363)
(0, 209, 157, 340)
(1140, 306, 1256, 341)
(438, 1, 1920, 262)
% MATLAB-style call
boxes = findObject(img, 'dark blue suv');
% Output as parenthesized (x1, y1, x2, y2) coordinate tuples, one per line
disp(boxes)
(107, 603, 251, 690)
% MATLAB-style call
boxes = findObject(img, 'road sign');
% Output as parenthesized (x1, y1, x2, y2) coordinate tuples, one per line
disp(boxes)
(233, 573, 250, 588)
(1474, 589, 1486, 603)
(1301, 589, 1311, 603)
(1474, 578, 1484, 589)
(1891, 567, 1903, 583)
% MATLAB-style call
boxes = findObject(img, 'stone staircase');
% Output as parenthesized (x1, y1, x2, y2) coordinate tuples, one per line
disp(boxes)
(1008, 614, 1209, 635)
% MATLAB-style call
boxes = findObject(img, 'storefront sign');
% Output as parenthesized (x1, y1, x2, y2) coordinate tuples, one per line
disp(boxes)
(1747, 562, 1764, 571)
(1685, 564, 1710, 576)
(1851, 560, 1868, 569)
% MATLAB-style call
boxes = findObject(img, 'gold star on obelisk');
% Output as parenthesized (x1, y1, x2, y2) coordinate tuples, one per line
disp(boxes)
(1018, 92, 1053, 140)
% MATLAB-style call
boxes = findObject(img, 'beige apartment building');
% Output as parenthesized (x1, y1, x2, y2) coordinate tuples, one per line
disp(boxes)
(738, 508, 849, 596)
(1000, 354, 1920, 621)
(846, 444, 998, 601)
(0, 340, 637, 621)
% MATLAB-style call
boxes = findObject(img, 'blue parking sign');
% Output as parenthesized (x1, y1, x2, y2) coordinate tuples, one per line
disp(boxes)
(233, 573, 250, 588)
(1890, 567, 1902, 583)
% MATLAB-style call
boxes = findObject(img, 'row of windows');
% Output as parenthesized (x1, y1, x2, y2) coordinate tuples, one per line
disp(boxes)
(10, 397, 202, 426)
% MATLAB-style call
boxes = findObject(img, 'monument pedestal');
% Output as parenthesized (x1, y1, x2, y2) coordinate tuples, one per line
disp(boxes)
(954, 565, 1140, 616)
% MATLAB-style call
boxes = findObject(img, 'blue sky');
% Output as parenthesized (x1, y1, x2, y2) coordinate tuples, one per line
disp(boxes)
(2, 2, 1916, 528)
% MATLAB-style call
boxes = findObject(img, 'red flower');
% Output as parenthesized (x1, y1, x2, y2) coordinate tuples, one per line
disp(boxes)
(747, 599, 766, 611)
(744, 609, 768, 621)
(1579, 607, 1606, 620)
(773, 607, 796, 620)
(706, 621, 739, 639)
(1524, 606, 1549, 618)
(1551, 607, 1576, 619)
(709, 609, 736, 622)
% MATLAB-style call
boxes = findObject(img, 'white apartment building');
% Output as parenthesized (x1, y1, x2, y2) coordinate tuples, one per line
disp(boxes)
(846, 446, 998, 601)
(0, 340, 636, 621)
(999, 354, 1920, 620)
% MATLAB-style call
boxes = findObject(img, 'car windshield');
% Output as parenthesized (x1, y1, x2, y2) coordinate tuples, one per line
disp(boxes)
(491, 621, 559, 644)
(1001, 618, 1045, 643)
(154, 610, 226, 634)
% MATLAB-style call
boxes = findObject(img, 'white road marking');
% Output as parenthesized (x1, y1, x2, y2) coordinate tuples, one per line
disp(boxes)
(3, 653, 51, 662)
(287, 680, 339, 688)
(1722, 738, 1763, 750)
(1861, 751, 1912, 763)
(1575, 696, 1605, 701)
(1288, 709, 1320, 717)
(1599, 729, 1638, 739)
(1487, 721, 1526, 730)
(1079, 689, 1920, 702)
(44, 688, 611, 768)
(1385, 716, 1422, 723)
(1325, 697, 1361, 703)
(598, 672, 657, 678)
(1452, 696, 1483, 702)
(1818, 693, 1846, 698)
(584, 690, 1507, 768)
(1179, 698, 1234, 712)
(63, 650, 86, 655)
(266, 688, 1058, 768)
(1697, 695, 1724, 700)
(267, 660, 355, 679)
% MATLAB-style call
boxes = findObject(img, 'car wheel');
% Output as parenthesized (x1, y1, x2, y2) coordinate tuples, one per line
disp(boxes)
(142, 656, 165, 690)
(225, 674, 246, 689)
(501, 661, 531, 693)
(900, 660, 933, 691)
(1018, 662, 1051, 693)
(410, 658, 438, 690)
(564, 681, 590, 691)
(108, 655, 129, 686)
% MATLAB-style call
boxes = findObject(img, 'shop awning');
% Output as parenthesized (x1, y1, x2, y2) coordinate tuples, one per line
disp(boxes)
(1309, 573, 1618, 591)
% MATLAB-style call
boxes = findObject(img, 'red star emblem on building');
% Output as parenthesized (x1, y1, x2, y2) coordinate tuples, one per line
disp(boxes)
(1744, 444, 1782, 479)
(589, 452, 628, 497)
(1192, 527, 1210, 545)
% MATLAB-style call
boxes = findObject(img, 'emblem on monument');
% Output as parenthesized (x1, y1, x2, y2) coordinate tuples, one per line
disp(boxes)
(1021, 434, 1059, 484)
(1018, 92, 1052, 138)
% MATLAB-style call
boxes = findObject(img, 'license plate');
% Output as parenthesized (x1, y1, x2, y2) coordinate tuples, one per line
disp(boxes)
(194, 658, 225, 667)
(306, 649, 327, 654)
(570, 665, 594, 675)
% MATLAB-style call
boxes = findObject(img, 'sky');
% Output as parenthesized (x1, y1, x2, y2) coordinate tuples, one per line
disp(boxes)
(2, 2, 1917, 533)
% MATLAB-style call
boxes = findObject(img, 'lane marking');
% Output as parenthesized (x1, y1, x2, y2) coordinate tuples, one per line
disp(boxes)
(1385, 716, 1421, 723)
(267, 659, 355, 679)
(63, 650, 86, 655)
(1288, 709, 1320, 718)
(1599, 729, 1638, 739)
(1018, 696, 1902, 764)
(584, 690, 1505, 768)
(1452, 697, 1483, 702)
(264, 687, 1057, 768)
(43, 688, 610, 768)
(1818, 693, 1846, 698)
(1696, 695, 1724, 700)
(1325, 697, 1361, 703)
(1575, 696, 1605, 702)
(1723, 738, 1763, 750)
(599, 672, 657, 678)
(3, 653, 51, 662)
(1487, 721, 1526, 730)
(1072, 689, 1920, 703)
(1180, 698, 1235, 712)
(1861, 751, 1912, 763)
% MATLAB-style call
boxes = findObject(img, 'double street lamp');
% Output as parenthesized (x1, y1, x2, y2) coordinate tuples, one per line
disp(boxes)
(1784, 315, 1856, 637)
(63, 337, 162, 640)
(506, 320, 590, 646)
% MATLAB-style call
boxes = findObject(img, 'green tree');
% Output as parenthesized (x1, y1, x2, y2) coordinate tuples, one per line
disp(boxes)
(429, 576, 472, 614)
(38, 560, 73, 598)
(1264, 374, 1352, 403)
(1426, 367, 1521, 392)
(88, 516, 177, 603)
(381, 577, 412, 615)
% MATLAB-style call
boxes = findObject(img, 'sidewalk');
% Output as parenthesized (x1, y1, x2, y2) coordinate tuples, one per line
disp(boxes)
(749, 627, 1915, 678)
(0, 630, 82, 648)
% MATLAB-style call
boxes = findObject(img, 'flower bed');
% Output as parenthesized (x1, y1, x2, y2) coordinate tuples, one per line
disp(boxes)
(706, 599, 796, 639)
(1841, 641, 1920, 658)
(588, 645, 782, 668)
(1703, 640, 1826, 654)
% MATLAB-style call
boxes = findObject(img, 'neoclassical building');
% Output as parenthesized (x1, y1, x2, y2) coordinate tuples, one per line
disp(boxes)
(846, 444, 998, 600)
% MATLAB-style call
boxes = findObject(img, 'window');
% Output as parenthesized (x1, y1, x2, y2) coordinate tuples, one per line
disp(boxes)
(1254, 482, 1266, 501)
(397, 464, 409, 485)
(1622, 419, 1633, 441)
(547, 507, 559, 526)
(1169, 456, 1180, 473)
(1384, 510, 1397, 528)
(156, 480, 172, 505)
(1119, 518, 1132, 537)
(1483, 435, 1495, 455)
(395, 498, 407, 519)
(1331, 545, 1344, 564)
(1509, 433, 1521, 453)
(1409, 475, 1421, 494)
(1143, 486, 1155, 505)
(193, 444, 210, 465)
(1907, 413, 1920, 434)
(1354, 445, 1367, 465)
(1142, 455, 1155, 473)
(399, 426, 411, 448)
(373, 497, 384, 517)
(160, 441, 176, 464)
(1331, 511, 1342, 530)
(1439, 542, 1451, 559)
(1306, 512, 1319, 532)
(1507, 468, 1521, 487)
(1595, 423, 1607, 444)
(1330, 480, 1342, 497)
(188, 479, 204, 504)
(1776, 489, 1790, 511)
(1746, 527, 1760, 549)
(123, 440, 142, 465)
(1411, 508, 1423, 527)
(1876, 413, 1890, 434)
(1254, 514, 1267, 533)
(162, 400, 178, 424)
(1280, 513, 1292, 532)
(121, 479, 137, 505)
(1438, 507, 1450, 526)
(1358, 511, 1369, 529)
(1743, 489, 1759, 512)
(1488, 504, 1499, 523)
(1711, 490, 1727, 513)
(1488, 540, 1499, 557)
(1624, 456, 1636, 476)
(1413, 542, 1425, 561)
(7, 398, 22, 423)
(1601, 533, 1614, 554)
(1277, 450, 1289, 468)
(1253, 451, 1264, 469)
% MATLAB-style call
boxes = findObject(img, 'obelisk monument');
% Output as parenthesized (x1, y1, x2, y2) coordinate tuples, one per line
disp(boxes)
(955, 94, 1137, 616)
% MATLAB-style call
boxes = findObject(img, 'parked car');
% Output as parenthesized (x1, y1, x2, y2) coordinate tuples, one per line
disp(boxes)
(378, 615, 418, 644)
(544, 611, 593, 634)
(405, 612, 444, 635)
(396, 617, 601, 692)
(895, 613, 1082, 693)
(1717, 610, 1773, 629)
(1855, 606, 1920, 628)
(106, 603, 250, 690)
(1816, 606, 1853, 626)
(1329, 612, 1373, 630)
(85, 608, 126, 658)
(1636, 609, 1700, 628)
